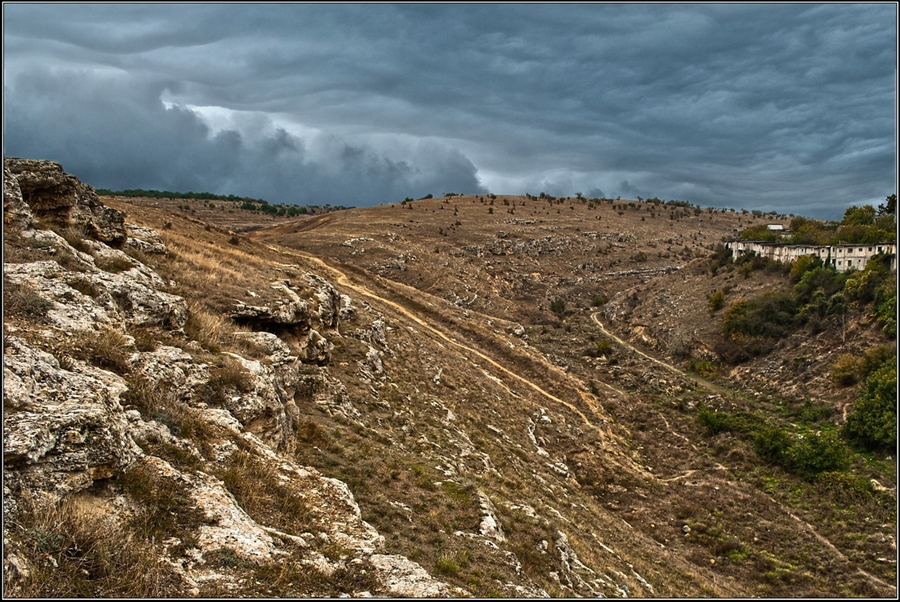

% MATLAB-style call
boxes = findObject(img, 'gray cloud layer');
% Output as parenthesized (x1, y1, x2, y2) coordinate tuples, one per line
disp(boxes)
(3, 3, 896, 218)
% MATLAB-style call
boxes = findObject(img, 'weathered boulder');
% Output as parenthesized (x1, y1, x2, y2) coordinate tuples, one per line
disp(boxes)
(211, 353, 301, 451)
(300, 329, 333, 365)
(123, 223, 168, 255)
(231, 331, 293, 362)
(304, 273, 342, 331)
(3, 336, 143, 506)
(231, 298, 311, 330)
(3, 163, 33, 230)
(339, 294, 357, 322)
(5, 158, 126, 245)
(369, 554, 469, 597)
(3, 257, 188, 333)
(128, 345, 211, 403)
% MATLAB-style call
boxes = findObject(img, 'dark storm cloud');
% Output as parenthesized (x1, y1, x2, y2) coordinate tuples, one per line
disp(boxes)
(3, 3, 895, 218)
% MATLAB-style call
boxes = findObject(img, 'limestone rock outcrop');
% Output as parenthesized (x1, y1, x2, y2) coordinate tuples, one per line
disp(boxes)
(5, 158, 126, 245)
(3, 158, 464, 598)
(3, 336, 143, 507)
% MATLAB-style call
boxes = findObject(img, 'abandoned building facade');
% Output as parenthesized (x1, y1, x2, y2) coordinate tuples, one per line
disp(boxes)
(726, 240, 897, 273)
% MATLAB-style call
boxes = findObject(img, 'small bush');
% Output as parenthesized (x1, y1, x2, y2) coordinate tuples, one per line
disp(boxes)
(549, 299, 566, 315)
(4, 279, 53, 321)
(708, 244, 733, 274)
(584, 338, 614, 358)
(789, 254, 823, 282)
(845, 362, 896, 450)
(688, 358, 718, 378)
(860, 345, 894, 379)
(96, 255, 134, 274)
(785, 430, 851, 476)
(590, 294, 608, 307)
(753, 426, 793, 466)
(830, 354, 860, 386)
(723, 292, 798, 342)
(69, 328, 132, 375)
(697, 404, 764, 436)
(797, 400, 833, 423)
(707, 290, 726, 313)
(435, 555, 460, 577)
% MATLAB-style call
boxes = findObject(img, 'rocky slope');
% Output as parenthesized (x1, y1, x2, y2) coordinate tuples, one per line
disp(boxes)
(3, 159, 896, 598)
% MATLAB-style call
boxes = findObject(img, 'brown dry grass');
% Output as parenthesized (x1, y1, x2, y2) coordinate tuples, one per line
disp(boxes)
(6, 492, 184, 597)
(88, 195, 896, 598)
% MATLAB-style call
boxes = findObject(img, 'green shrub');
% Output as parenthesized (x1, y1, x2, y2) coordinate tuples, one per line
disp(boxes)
(753, 427, 849, 475)
(830, 354, 860, 386)
(843, 259, 888, 303)
(797, 400, 833, 423)
(549, 299, 566, 315)
(844, 362, 897, 450)
(435, 555, 460, 577)
(723, 292, 798, 342)
(590, 294, 608, 307)
(707, 290, 725, 313)
(789, 254, 823, 282)
(688, 358, 718, 378)
(873, 274, 896, 337)
(860, 345, 895, 380)
(697, 403, 764, 436)
(708, 244, 733, 275)
(814, 471, 876, 504)
(794, 266, 846, 305)
(785, 430, 851, 476)
(584, 338, 614, 358)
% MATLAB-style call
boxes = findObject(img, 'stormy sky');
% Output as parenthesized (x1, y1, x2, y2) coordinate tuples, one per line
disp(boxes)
(3, 3, 896, 219)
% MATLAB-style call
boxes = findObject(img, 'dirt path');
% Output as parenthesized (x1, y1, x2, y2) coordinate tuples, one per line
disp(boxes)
(264, 243, 635, 456)
(590, 312, 733, 397)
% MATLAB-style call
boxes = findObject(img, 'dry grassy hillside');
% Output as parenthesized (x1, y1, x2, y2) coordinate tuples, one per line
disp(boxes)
(3, 163, 895, 599)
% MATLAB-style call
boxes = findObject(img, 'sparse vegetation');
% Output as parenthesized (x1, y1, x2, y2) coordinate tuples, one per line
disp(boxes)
(707, 289, 726, 313)
(6, 165, 896, 599)
(7, 492, 184, 597)
(65, 327, 133, 375)
(4, 278, 53, 321)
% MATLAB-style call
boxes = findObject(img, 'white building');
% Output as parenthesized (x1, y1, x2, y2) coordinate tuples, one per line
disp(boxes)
(726, 241, 896, 273)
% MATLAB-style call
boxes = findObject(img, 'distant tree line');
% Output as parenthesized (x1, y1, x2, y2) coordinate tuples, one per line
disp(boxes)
(96, 188, 352, 216)
(95, 187, 269, 204)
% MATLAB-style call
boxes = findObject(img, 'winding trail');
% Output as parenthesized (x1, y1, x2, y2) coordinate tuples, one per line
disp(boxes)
(590, 312, 732, 397)
(265, 244, 633, 456)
